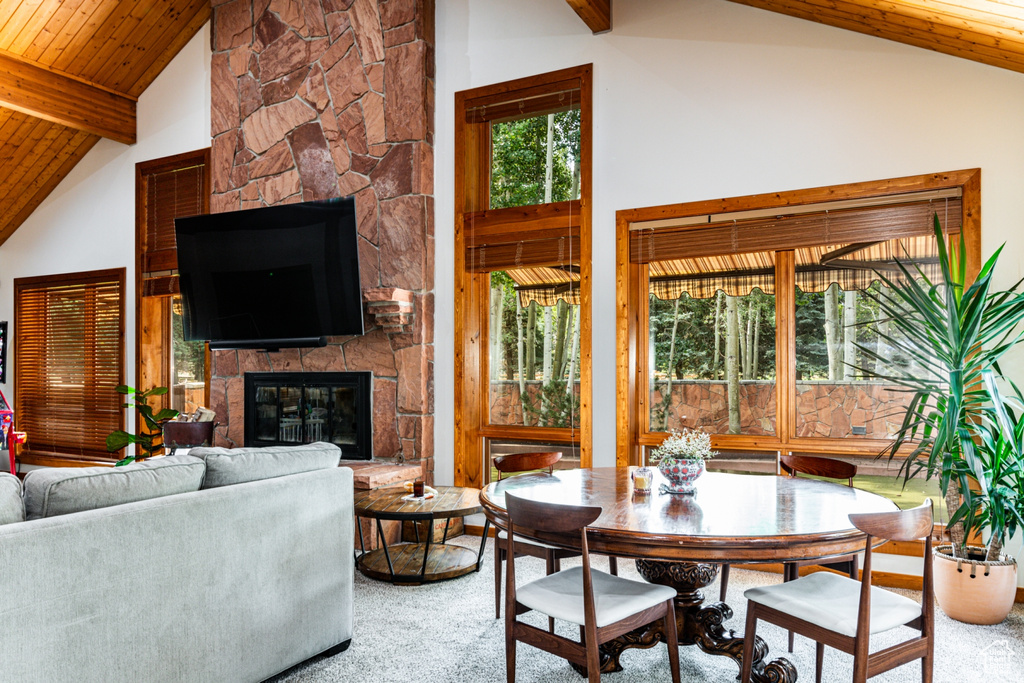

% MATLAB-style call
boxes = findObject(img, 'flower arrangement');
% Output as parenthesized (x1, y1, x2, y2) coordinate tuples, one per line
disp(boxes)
(649, 428, 716, 465)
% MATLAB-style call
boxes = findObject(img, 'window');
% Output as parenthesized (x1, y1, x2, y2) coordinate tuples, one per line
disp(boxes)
(136, 149, 210, 418)
(15, 269, 125, 463)
(455, 65, 592, 487)
(616, 170, 981, 469)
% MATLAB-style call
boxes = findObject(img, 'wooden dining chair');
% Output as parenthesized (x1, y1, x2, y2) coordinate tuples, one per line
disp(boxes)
(503, 492, 681, 683)
(740, 499, 933, 683)
(493, 452, 617, 630)
(720, 455, 861, 650)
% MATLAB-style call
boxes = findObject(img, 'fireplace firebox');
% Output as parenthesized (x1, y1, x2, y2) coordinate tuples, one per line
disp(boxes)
(244, 372, 372, 459)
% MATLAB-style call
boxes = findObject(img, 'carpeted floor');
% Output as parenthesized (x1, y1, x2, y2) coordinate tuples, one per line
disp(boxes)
(273, 537, 1023, 683)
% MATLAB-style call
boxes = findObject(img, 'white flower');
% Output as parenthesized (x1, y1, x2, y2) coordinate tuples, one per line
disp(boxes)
(649, 428, 716, 464)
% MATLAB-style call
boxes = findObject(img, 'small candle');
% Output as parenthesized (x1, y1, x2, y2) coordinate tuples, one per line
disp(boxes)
(633, 468, 653, 492)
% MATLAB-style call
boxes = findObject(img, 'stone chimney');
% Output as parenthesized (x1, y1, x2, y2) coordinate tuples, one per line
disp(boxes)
(207, 0, 435, 480)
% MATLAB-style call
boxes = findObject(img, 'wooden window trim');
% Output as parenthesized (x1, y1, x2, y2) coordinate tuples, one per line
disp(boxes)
(615, 169, 982, 467)
(14, 268, 126, 464)
(135, 148, 211, 415)
(455, 65, 593, 487)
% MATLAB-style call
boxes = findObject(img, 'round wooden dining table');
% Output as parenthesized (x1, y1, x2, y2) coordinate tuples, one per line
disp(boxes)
(480, 467, 898, 683)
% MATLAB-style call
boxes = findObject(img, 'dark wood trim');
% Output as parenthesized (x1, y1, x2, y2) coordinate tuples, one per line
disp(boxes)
(455, 65, 593, 486)
(566, 0, 612, 34)
(776, 250, 795, 451)
(14, 267, 126, 462)
(135, 148, 211, 419)
(578, 64, 593, 468)
(616, 169, 982, 464)
(615, 212, 638, 467)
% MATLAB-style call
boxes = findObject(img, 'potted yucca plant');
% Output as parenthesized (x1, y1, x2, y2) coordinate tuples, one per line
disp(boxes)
(858, 214, 1024, 623)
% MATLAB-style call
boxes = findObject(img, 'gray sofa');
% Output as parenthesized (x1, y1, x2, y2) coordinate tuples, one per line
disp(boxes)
(0, 444, 354, 683)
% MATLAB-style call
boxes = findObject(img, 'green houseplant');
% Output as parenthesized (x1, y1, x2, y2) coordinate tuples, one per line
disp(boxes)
(106, 385, 179, 467)
(858, 214, 1024, 623)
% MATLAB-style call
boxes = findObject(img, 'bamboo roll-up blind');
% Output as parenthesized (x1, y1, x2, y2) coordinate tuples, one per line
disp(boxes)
(141, 161, 206, 296)
(648, 236, 942, 300)
(465, 80, 580, 123)
(465, 200, 581, 272)
(629, 197, 961, 264)
(15, 270, 124, 459)
(143, 164, 204, 272)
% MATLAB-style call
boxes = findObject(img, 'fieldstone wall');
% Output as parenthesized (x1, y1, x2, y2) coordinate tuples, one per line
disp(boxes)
(491, 380, 910, 439)
(208, 0, 435, 477)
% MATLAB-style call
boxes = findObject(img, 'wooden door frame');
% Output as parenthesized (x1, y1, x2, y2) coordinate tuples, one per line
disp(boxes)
(615, 169, 981, 466)
(454, 65, 594, 487)
(135, 148, 211, 417)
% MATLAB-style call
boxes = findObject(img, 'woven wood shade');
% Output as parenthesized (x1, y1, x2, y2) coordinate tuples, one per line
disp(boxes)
(630, 198, 961, 264)
(465, 200, 581, 273)
(15, 271, 124, 459)
(141, 160, 205, 296)
(649, 236, 942, 300)
(465, 79, 580, 123)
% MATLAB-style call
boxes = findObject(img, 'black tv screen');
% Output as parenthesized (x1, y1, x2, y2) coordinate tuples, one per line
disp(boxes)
(175, 197, 363, 348)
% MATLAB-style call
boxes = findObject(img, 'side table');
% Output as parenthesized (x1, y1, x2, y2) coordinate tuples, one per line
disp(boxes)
(354, 486, 490, 585)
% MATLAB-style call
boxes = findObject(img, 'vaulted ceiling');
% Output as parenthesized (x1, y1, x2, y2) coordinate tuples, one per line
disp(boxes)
(0, 0, 209, 246)
(0, 2, 1022, 245)
(725, 1, 1024, 75)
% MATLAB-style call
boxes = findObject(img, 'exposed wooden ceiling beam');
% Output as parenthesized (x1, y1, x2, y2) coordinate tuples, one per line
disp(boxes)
(727, 1, 1024, 76)
(0, 50, 136, 144)
(566, 0, 612, 34)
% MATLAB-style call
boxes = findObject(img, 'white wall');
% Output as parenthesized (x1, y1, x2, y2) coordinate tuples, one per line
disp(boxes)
(433, 0, 1024, 486)
(0, 25, 212, 435)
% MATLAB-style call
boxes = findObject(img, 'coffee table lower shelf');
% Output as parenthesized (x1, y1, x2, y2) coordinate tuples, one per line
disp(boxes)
(357, 542, 483, 584)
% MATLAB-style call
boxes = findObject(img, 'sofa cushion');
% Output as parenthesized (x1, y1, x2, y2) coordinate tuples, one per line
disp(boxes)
(0, 473, 24, 525)
(189, 442, 342, 489)
(23, 455, 206, 520)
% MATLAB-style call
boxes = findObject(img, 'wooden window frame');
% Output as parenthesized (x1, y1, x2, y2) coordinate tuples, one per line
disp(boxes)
(454, 65, 594, 487)
(615, 169, 982, 467)
(135, 148, 211, 420)
(15, 268, 126, 467)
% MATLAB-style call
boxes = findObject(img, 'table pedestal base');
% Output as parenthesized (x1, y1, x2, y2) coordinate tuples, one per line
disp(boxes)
(571, 560, 797, 682)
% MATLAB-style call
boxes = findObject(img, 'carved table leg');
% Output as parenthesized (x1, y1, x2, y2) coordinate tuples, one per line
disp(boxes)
(571, 560, 797, 682)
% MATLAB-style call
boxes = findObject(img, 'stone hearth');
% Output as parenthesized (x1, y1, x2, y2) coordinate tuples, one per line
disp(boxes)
(208, 0, 435, 480)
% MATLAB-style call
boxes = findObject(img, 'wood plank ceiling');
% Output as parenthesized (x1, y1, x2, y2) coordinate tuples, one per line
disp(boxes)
(725, 1, 1024, 74)
(0, 0, 209, 246)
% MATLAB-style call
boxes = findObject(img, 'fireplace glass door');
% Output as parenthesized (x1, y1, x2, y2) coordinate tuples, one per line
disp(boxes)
(245, 372, 372, 459)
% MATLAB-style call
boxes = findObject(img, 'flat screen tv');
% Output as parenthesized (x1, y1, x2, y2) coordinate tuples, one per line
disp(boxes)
(175, 197, 363, 350)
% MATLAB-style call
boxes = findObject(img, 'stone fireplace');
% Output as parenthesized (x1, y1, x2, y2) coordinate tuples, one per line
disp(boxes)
(208, 0, 435, 480)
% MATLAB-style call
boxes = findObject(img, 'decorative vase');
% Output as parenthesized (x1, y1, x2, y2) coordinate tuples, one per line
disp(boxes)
(657, 457, 704, 494)
(933, 545, 1017, 624)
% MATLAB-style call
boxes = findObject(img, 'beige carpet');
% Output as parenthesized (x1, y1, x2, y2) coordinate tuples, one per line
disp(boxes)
(272, 537, 1023, 683)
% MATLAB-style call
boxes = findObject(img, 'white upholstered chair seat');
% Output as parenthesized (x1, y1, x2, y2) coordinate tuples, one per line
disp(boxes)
(497, 529, 561, 550)
(743, 571, 921, 638)
(516, 566, 677, 628)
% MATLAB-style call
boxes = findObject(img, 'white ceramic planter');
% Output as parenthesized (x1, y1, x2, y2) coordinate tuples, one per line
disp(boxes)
(933, 545, 1017, 625)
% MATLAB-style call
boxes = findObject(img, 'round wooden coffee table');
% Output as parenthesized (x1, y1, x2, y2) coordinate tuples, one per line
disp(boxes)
(354, 485, 490, 585)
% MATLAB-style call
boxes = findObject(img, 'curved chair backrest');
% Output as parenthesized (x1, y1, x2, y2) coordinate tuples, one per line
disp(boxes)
(780, 454, 857, 486)
(505, 492, 601, 535)
(850, 498, 933, 543)
(494, 451, 562, 480)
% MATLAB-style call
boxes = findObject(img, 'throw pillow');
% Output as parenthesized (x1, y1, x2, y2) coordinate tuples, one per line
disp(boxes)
(23, 454, 206, 520)
(0, 472, 24, 525)
(189, 441, 342, 489)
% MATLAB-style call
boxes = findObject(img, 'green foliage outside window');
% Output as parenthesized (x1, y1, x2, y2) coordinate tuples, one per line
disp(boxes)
(490, 109, 580, 210)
